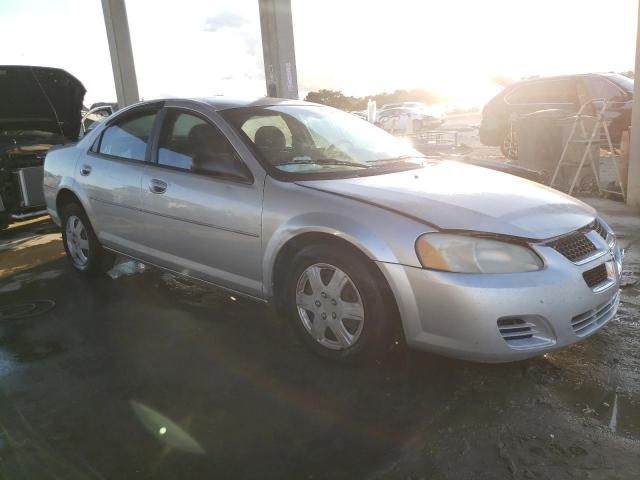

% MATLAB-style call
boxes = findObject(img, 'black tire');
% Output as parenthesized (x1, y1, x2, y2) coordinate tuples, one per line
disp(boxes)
(282, 243, 395, 364)
(60, 202, 114, 274)
(500, 130, 518, 160)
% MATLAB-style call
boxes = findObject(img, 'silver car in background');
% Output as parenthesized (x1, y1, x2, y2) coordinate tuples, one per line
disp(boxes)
(43, 97, 622, 363)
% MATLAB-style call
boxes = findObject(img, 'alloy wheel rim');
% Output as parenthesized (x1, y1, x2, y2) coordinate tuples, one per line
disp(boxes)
(295, 263, 365, 350)
(65, 215, 90, 267)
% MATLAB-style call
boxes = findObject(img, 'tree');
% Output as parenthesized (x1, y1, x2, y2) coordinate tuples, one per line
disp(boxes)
(304, 89, 359, 110)
(303, 87, 442, 111)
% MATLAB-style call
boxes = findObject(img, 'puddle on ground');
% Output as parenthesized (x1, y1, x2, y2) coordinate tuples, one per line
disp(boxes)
(0, 324, 64, 363)
(557, 382, 640, 439)
(0, 269, 64, 293)
(0, 299, 56, 320)
(0, 299, 62, 364)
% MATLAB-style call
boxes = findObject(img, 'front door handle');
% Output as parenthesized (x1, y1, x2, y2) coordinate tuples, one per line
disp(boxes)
(80, 165, 92, 176)
(149, 179, 168, 194)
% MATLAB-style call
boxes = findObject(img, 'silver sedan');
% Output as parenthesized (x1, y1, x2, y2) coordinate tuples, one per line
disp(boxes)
(43, 97, 622, 363)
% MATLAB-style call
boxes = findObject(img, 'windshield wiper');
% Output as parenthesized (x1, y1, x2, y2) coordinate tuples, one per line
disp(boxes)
(368, 155, 426, 166)
(276, 158, 369, 168)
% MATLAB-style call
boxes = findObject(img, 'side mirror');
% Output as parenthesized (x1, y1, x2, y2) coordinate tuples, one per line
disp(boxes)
(192, 154, 253, 183)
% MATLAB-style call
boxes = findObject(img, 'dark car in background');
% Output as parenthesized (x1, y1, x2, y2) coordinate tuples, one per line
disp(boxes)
(0, 66, 85, 229)
(479, 73, 633, 159)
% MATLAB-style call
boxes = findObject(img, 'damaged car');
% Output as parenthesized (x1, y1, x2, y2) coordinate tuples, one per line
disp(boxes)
(0, 65, 85, 229)
(44, 97, 622, 363)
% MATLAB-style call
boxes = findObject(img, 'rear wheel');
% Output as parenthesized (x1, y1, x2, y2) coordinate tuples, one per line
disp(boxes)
(283, 244, 394, 363)
(61, 203, 114, 274)
(500, 129, 518, 160)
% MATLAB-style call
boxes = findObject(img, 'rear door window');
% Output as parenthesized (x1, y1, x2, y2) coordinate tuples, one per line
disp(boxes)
(98, 111, 158, 161)
(507, 79, 575, 104)
(541, 79, 576, 103)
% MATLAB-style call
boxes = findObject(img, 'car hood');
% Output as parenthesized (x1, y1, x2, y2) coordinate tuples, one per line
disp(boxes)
(296, 160, 596, 241)
(0, 65, 86, 142)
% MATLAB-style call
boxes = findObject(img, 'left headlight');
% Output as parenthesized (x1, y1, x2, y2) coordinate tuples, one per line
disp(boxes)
(415, 233, 543, 273)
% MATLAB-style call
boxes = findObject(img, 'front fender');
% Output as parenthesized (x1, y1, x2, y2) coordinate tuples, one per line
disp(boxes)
(260, 177, 436, 298)
(262, 210, 409, 298)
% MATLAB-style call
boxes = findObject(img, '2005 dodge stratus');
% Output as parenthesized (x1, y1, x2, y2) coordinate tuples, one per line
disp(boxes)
(43, 97, 622, 363)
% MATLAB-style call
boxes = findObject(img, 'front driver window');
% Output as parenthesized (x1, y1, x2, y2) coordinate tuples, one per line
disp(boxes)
(158, 110, 251, 181)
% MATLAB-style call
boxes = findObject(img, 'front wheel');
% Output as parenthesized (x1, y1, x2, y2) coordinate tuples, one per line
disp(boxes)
(61, 203, 114, 274)
(283, 244, 394, 363)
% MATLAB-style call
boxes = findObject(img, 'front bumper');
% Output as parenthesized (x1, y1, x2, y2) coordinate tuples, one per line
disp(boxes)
(377, 238, 621, 362)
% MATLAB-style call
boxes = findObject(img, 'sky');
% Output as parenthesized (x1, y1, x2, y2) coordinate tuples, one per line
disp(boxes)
(0, 0, 637, 108)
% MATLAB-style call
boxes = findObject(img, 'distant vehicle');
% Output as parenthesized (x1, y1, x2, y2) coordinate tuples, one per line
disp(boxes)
(348, 110, 368, 121)
(377, 107, 443, 134)
(45, 96, 621, 363)
(379, 101, 429, 112)
(0, 65, 85, 229)
(479, 73, 633, 159)
(80, 105, 115, 138)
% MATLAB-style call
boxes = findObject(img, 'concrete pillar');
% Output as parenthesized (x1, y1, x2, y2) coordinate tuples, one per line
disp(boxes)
(258, 0, 299, 99)
(101, 0, 139, 107)
(627, 0, 640, 209)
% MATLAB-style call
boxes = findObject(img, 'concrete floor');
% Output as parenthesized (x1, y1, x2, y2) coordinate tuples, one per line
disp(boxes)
(1, 197, 639, 479)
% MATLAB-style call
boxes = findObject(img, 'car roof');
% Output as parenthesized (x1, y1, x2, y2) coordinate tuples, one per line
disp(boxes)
(190, 96, 314, 111)
(507, 73, 619, 89)
(121, 96, 319, 113)
(105, 96, 325, 125)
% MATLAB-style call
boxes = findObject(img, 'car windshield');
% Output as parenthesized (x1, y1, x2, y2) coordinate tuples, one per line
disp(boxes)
(221, 105, 425, 178)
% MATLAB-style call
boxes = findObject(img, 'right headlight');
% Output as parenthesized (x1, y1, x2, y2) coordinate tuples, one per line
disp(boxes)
(415, 233, 543, 273)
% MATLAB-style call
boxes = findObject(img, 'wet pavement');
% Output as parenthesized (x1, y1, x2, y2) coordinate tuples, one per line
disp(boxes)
(1, 199, 640, 480)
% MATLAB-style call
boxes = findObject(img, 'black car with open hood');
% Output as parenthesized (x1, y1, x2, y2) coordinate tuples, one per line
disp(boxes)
(0, 65, 85, 228)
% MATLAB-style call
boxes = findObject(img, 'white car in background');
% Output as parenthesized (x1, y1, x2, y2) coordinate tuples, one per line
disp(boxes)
(376, 106, 444, 135)
(379, 101, 430, 112)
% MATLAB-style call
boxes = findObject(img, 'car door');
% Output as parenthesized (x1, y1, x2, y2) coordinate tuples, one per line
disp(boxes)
(140, 105, 265, 297)
(81, 104, 162, 256)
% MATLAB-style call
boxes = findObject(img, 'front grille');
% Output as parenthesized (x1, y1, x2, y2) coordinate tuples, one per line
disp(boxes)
(571, 293, 619, 337)
(548, 232, 597, 263)
(583, 263, 608, 289)
(497, 318, 533, 341)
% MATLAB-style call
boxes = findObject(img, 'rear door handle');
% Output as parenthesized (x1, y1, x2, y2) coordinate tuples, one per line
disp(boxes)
(149, 179, 168, 194)
(80, 165, 92, 176)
